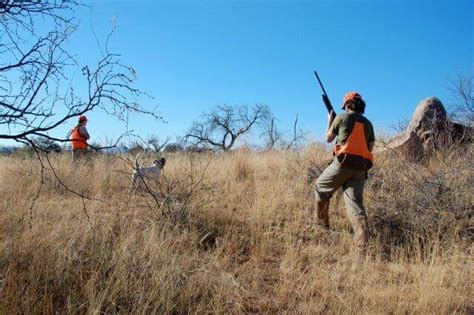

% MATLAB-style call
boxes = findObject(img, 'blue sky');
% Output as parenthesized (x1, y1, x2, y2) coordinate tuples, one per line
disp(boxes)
(2, 0, 473, 145)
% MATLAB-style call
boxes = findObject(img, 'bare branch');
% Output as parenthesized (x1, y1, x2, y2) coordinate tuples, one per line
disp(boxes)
(0, 3, 162, 149)
(448, 71, 474, 124)
(0, 0, 163, 226)
(185, 104, 271, 151)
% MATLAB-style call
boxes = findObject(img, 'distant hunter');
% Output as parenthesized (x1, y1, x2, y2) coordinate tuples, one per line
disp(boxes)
(70, 115, 90, 161)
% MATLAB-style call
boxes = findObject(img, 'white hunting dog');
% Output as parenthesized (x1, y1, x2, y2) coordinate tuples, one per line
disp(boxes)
(130, 154, 166, 193)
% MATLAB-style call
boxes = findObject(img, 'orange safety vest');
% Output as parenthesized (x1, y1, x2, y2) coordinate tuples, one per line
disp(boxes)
(70, 126, 88, 149)
(334, 121, 373, 167)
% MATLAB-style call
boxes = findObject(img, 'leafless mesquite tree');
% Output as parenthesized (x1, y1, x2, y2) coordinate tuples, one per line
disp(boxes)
(264, 114, 307, 150)
(185, 104, 271, 151)
(449, 71, 474, 125)
(125, 135, 170, 156)
(0, 1, 161, 151)
(264, 117, 283, 150)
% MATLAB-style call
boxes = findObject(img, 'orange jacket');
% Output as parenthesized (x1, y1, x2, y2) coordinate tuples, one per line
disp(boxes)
(334, 121, 373, 163)
(70, 126, 88, 149)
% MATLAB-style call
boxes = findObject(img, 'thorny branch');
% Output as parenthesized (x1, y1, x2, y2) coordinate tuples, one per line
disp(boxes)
(1, 1, 162, 225)
(0, 1, 163, 148)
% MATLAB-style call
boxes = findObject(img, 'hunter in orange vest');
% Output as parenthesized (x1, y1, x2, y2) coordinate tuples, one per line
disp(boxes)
(314, 92, 375, 255)
(70, 115, 90, 160)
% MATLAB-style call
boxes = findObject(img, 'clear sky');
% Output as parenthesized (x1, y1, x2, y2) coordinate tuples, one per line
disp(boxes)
(2, 0, 473, 146)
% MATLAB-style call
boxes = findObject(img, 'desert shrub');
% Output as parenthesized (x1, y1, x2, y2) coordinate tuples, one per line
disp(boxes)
(367, 144, 473, 250)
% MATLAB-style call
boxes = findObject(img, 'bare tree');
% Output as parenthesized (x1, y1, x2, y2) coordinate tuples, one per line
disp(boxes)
(263, 117, 283, 150)
(126, 135, 169, 155)
(263, 113, 307, 150)
(0, 1, 161, 150)
(0, 1, 163, 225)
(448, 71, 474, 124)
(284, 113, 307, 150)
(185, 104, 271, 151)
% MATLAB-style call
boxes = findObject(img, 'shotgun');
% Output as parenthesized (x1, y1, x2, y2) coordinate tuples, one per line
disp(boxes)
(314, 71, 335, 115)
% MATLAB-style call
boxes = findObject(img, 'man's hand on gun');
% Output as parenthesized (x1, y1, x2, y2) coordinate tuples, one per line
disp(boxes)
(322, 93, 336, 121)
(328, 110, 336, 121)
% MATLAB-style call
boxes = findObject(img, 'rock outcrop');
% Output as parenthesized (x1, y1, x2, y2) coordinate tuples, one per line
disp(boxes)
(387, 97, 472, 160)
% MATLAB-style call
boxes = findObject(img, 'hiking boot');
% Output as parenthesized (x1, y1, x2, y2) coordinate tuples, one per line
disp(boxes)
(315, 199, 330, 229)
(350, 214, 368, 254)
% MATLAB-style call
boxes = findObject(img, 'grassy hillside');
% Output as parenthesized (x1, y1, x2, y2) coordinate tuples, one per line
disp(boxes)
(0, 145, 472, 313)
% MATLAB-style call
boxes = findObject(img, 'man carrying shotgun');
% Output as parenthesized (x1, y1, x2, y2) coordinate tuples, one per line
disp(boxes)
(313, 72, 375, 255)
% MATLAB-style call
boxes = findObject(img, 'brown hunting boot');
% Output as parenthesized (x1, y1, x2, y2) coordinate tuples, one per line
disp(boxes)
(315, 199, 330, 229)
(351, 214, 368, 255)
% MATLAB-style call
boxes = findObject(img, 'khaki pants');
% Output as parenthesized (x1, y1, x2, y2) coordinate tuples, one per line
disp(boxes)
(72, 148, 89, 161)
(315, 158, 367, 217)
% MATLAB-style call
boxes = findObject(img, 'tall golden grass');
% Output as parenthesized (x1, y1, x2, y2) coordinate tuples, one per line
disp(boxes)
(0, 144, 472, 313)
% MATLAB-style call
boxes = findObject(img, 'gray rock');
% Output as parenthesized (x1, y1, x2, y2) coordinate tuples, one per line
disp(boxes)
(407, 97, 447, 137)
(387, 97, 472, 160)
(387, 131, 424, 160)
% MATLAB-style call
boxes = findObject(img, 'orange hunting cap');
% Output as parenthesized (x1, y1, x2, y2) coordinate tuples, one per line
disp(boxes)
(342, 92, 362, 109)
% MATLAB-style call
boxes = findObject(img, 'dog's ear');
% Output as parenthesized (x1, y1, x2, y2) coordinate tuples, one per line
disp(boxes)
(160, 157, 166, 167)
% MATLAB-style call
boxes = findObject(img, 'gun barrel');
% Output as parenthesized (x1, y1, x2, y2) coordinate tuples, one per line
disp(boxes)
(314, 70, 335, 114)
(314, 71, 328, 96)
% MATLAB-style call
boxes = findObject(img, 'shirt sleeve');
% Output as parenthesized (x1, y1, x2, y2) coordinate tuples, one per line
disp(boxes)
(80, 126, 90, 140)
(330, 115, 342, 135)
(368, 122, 375, 143)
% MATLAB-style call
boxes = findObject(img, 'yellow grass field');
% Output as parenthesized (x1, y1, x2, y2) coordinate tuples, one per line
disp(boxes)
(0, 145, 472, 313)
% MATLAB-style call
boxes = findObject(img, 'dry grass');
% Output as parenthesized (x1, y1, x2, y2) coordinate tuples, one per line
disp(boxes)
(0, 145, 472, 313)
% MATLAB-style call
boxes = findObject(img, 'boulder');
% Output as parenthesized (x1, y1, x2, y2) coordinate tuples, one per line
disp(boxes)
(387, 97, 472, 160)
